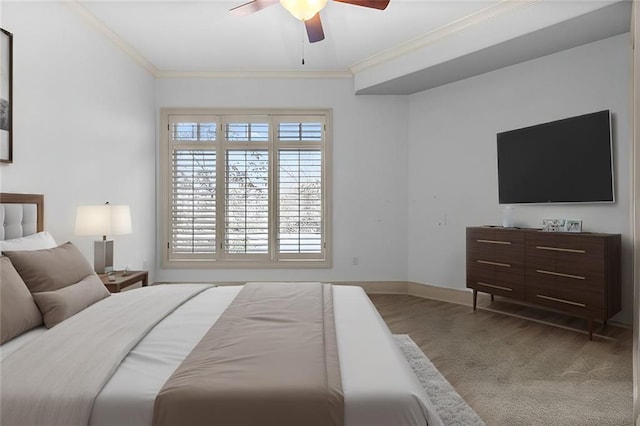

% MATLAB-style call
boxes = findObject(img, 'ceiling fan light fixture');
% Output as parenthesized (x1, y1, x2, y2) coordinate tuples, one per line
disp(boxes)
(279, 0, 328, 21)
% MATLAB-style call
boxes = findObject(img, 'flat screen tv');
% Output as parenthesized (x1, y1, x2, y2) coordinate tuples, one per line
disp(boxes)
(497, 110, 614, 204)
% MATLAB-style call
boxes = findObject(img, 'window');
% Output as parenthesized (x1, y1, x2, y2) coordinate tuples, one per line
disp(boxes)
(161, 109, 331, 267)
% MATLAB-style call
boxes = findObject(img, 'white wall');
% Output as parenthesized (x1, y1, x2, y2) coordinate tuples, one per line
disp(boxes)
(156, 78, 409, 282)
(407, 33, 632, 323)
(0, 2, 157, 277)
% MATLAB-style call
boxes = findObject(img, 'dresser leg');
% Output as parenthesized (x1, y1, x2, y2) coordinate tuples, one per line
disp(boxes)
(588, 318, 593, 341)
(473, 290, 477, 311)
(490, 294, 495, 302)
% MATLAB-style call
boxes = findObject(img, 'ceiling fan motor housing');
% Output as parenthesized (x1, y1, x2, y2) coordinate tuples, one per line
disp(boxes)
(280, 0, 329, 21)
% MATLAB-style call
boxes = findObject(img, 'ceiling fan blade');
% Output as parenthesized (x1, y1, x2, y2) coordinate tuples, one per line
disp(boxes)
(305, 13, 325, 43)
(230, 0, 280, 16)
(333, 0, 390, 10)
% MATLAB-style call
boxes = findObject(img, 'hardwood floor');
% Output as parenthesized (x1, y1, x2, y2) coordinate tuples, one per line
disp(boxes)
(369, 294, 633, 425)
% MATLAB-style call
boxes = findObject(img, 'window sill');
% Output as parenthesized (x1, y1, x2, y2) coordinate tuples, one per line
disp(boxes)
(162, 259, 332, 269)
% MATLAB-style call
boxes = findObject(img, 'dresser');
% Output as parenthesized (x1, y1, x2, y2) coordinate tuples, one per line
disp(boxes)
(466, 226, 621, 339)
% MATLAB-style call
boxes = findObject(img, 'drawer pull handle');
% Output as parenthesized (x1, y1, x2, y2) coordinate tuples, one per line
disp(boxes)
(536, 269, 586, 280)
(477, 260, 511, 267)
(476, 282, 512, 292)
(536, 245, 586, 254)
(477, 239, 512, 245)
(536, 294, 586, 307)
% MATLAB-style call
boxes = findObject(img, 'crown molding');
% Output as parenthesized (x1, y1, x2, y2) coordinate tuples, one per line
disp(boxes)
(349, 0, 542, 74)
(155, 70, 353, 79)
(64, 0, 541, 81)
(63, 0, 352, 80)
(64, 0, 159, 76)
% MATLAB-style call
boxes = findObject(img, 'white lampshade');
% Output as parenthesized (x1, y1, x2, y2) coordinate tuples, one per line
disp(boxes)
(280, 0, 328, 21)
(75, 204, 132, 274)
(75, 204, 132, 237)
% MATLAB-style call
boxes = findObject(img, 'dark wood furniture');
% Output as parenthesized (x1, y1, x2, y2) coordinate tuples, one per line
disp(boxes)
(466, 226, 621, 339)
(100, 270, 149, 293)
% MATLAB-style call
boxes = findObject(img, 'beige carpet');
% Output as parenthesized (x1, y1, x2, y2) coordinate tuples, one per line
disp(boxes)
(371, 295, 633, 426)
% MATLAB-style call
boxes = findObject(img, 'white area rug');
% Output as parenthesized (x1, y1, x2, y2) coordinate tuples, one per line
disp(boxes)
(394, 334, 485, 426)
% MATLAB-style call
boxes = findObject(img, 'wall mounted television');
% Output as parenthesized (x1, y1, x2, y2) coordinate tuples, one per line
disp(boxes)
(497, 110, 614, 204)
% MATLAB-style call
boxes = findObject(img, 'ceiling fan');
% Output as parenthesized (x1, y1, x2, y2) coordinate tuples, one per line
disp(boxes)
(230, 0, 390, 43)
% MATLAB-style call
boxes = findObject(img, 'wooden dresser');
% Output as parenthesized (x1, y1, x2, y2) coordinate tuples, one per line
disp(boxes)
(466, 226, 621, 339)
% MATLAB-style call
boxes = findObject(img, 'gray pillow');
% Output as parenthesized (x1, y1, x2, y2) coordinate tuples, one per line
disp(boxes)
(4, 242, 96, 293)
(1, 257, 44, 344)
(32, 274, 110, 328)
(4, 242, 110, 327)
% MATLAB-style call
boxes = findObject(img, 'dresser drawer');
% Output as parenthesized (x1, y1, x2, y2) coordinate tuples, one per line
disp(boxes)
(467, 227, 524, 266)
(467, 227, 525, 298)
(526, 267, 604, 303)
(525, 281, 604, 318)
(526, 254, 604, 283)
(526, 232, 606, 278)
(468, 271, 525, 299)
(526, 232, 604, 261)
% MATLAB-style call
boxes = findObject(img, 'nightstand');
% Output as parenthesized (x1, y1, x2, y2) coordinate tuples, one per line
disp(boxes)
(99, 270, 149, 293)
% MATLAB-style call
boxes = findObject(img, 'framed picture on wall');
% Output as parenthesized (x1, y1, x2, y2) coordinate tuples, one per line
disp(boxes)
(0, 28, 13, 163)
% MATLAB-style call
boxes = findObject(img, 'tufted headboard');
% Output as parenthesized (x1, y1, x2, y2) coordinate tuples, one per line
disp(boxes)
(0, 193, 44, 240)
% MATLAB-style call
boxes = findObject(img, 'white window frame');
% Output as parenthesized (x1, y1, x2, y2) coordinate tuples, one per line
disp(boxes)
(160, 108, 332, 268)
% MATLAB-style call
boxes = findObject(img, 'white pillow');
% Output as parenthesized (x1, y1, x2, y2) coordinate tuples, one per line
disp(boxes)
(0, 231, 57, 252)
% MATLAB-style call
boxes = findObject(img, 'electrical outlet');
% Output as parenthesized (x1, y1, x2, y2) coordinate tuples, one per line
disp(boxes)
(352, 257, 359, 266)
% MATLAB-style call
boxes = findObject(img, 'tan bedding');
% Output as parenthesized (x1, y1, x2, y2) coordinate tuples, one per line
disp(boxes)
(153, 282, 344, 426)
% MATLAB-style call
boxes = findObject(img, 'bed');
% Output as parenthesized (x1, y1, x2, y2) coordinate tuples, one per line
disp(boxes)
(0, 193, 444, 426)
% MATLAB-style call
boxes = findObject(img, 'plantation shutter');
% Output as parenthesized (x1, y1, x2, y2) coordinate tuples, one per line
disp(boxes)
(162, 110, 330, 267)
(223, 117, 270, 255)
(225, 150, 269, 254)
(278, 150, 322, 253)
(169, 116, 217, 259)
(276, 119, 324, 256)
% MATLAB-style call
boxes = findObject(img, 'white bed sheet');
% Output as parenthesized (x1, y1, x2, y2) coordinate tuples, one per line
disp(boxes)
(0, 326, 46, 360)
(82, 285, 442, 426)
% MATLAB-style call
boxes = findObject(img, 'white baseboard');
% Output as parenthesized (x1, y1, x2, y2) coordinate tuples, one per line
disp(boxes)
(330, 281, 408, 294)
(153, 280, 470, 304)
(329, 280, 478, 306)
(407, 281, 477, 306)
(330, 281, 481, 306)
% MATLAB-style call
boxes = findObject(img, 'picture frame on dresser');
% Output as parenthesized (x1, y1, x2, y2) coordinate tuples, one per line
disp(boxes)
(0, 28, 13, 163)
(565, 220, 582, 232)
(542, 218, 565, 232)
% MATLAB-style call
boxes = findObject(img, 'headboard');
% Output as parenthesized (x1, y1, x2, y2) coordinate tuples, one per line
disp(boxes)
(0, 193, 44, 240)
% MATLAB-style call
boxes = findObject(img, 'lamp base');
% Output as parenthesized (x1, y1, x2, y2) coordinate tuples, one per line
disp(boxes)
(94, 240, 114, 274)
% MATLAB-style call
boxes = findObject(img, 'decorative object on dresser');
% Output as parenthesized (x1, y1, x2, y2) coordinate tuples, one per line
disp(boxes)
(501, 205, 514, 228)
(100, 270, 148, 293)
(75, 203, 132, 273)
(564, 220, 582, 232)
(466, 226, 621, 340)
(542, 218, 565, 232)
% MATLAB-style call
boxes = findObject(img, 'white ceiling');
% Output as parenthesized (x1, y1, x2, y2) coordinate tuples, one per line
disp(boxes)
(71, 0, 632, 94)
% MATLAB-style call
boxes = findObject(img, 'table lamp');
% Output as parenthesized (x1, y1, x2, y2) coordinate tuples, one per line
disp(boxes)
(75, 203, 132, 274)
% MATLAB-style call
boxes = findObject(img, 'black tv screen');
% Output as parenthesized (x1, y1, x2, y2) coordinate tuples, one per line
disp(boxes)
(497, 110, 614, 204)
